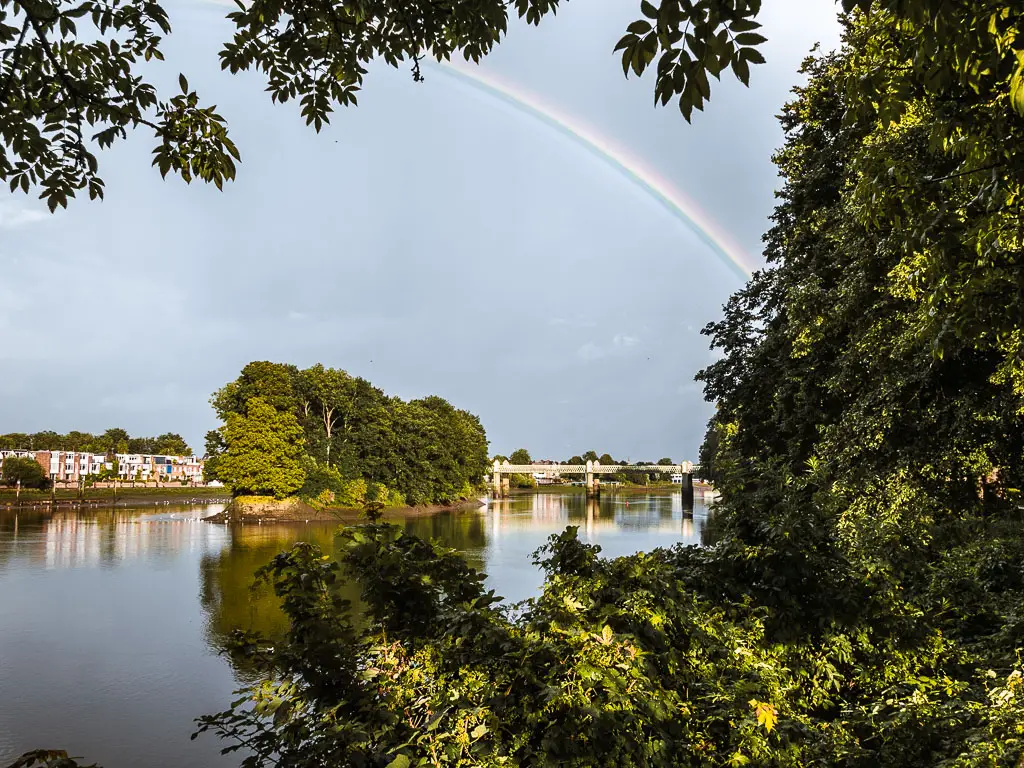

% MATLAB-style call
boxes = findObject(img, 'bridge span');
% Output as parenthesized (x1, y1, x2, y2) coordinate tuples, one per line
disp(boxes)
(491, 460, 696, 505)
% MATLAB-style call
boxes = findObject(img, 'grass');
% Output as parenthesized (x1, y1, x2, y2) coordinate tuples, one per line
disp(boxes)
(0, 486, 231, 504)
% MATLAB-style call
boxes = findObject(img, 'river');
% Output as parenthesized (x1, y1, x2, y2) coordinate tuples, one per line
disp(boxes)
(0, 491, 713, 768)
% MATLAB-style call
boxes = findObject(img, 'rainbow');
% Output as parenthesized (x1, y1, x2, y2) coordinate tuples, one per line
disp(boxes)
(433, 61, 757, 279)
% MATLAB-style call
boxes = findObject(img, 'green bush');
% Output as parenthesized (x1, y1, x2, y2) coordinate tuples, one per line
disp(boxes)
(1, 457, 48, 489)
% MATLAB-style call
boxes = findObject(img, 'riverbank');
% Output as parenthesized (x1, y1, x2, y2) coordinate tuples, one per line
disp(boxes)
(203, 495, 486, 523)
(0, 486, 232, 509)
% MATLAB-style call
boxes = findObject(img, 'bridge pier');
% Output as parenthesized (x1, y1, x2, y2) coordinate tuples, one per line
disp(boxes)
(492, 461, 502, 497)
(585, 461, 599, 497)
(681, 470, 694, 508)
(492, 460, 511, 498)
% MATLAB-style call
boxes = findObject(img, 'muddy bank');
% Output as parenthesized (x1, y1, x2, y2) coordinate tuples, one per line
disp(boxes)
(204, 496, 486, 523)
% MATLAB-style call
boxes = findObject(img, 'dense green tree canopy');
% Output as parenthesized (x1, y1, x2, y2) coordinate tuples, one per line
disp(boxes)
(508, 448, 531, 465)
(209, 361, 489, 505)
(216, 396, 307, 499)
(0, 429, 192, 455)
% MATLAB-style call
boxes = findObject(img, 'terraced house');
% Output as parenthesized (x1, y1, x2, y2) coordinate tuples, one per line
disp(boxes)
(0, 449, 205, 484)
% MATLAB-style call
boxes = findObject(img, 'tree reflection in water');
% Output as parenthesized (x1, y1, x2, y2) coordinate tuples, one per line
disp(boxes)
(198, 512, 488, 672)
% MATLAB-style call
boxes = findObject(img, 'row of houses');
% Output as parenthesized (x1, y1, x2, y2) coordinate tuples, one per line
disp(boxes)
(0, 449, 205, 484)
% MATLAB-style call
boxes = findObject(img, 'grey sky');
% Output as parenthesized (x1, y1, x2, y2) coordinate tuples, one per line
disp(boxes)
(0, 0, 840, 462)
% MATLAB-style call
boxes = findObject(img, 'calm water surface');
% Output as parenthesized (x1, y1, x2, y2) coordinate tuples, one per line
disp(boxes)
(0, 491, 712, 768)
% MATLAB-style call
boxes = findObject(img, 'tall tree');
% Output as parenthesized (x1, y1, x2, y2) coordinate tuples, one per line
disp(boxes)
(100, 427, 130, 453)
(212, 361, 299, 419)
(508, 448, 531, 465)
(296, 364, 354, 466)
(697, 5, 1024, 625)
(217, 397, 306, 499)
(152, 433, 191, 456)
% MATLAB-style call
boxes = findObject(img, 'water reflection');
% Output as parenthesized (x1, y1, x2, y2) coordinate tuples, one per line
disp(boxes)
(197, 510, 491, 656)
(477, 492, 711, 601)
(0, 506, 229, 572)
(0, 492, 713, 768)
(0, 505, 236, 768)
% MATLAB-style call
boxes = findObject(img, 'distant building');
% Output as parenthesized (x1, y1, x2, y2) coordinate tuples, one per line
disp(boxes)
(531, 460, 562, 483)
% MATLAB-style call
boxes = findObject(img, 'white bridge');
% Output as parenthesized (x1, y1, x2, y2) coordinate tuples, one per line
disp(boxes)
(491, 460, 696, 503)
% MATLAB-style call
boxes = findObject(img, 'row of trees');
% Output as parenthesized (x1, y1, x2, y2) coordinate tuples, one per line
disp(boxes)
(206, 362, 489, 505)
(494, 448, 676, 467)
(0, 429, 192, 456)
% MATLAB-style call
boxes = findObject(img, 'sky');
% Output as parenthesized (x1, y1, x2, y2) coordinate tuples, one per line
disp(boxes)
(0, 0, 841, 462)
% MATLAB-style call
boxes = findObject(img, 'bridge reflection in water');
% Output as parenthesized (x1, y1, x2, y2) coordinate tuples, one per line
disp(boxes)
(485, 491, 703, 539)
(476, 490, 713, 601)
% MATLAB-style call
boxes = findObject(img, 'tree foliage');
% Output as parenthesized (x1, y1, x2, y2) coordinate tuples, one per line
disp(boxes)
(216, 396, 306, 499)
(1, 455, 47, 487)
(508, 448, 531, 465)
(0, 428, 192, 455)
(209, 361, 489, 505)
(12, 0, 1022, 209)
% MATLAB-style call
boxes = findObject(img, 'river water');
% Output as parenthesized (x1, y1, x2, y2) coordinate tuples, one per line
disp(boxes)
(0, 491, 713, 768)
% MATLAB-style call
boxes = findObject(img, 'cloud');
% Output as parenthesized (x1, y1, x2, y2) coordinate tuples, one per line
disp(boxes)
(0, 0, 836, 460)
(577, 333, 642, 361)
(0, 201, 47, 229)
(576, 342, 606, 361)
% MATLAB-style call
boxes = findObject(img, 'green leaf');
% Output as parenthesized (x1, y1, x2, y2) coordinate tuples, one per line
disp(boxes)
(729, 19, 761, 32)
(179, 73, 189, 93)
(734, 33, 767, 46)
(741, 47, 766, 65)
(385, 756, 410, 768)
(626, 20, 651, 35)
(1010, 63, 1024, 117)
